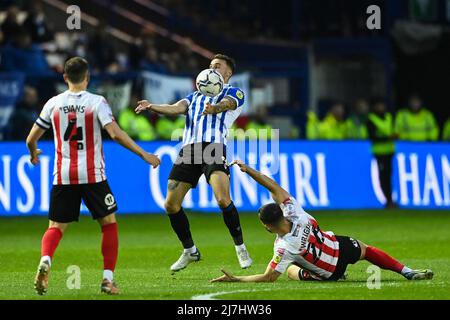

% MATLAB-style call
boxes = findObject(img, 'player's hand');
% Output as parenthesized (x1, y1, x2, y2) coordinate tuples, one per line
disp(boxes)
(201, 102, 216, 115)
(142, 152, 161, 168)
(135, 100, 153, 114)
(210, 268, 239, 283)
(30, 149, 43, 166)
(229, 160, 247, 172)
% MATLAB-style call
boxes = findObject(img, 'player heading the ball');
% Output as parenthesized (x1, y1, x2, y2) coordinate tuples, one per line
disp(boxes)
(27, 57, 161, 296)
(135, 53, 252, 272)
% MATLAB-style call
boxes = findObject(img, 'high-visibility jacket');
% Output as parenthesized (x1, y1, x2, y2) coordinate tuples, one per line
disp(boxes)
(318, 113, 347, 140)
(306, 111, 320, 140)
(118, 108, 156, 141)
(306, 112, 346, 140)
(156, 116, 185, 140)
(345, 116, 368, 139)
(443, 119, 450, 141)
(394, 108, 439, 141)
(367, 112, 395, 155)
(245, 121, 273, 139)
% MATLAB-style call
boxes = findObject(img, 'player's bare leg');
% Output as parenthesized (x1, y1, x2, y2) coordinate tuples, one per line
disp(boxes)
(165, 180, 201, 272)
(357, 240, 433, 280)
(287, 265, 322, 281)
(98, 213, 119, 295)
(34, 220, 67, 295)
(210, 171, 252, 269)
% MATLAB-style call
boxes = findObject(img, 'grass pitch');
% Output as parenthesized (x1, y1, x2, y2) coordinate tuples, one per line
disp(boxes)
(0, 209, 449, 300)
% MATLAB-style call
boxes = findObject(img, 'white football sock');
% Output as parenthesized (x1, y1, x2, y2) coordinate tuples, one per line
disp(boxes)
(235, 243, 246, 251)
(401, 266, 413, 275)
(183, 246, 197, 254)
(40, 255, 51, 267)
(103, 270, 114, 281)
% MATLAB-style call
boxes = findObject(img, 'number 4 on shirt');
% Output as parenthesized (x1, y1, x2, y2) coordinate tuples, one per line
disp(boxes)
(64, 117, 84, 150)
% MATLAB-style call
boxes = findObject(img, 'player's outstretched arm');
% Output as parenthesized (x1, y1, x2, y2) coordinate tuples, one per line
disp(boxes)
(104, 121, 161, 168)
(210, 265, 281, 283)
(135, 99, 188, 115)
(230, 160, 291, 204)
(26, 124, 46, 165)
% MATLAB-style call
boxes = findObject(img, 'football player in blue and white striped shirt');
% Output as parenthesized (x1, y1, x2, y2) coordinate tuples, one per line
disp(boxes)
(135, 54, 252, 272)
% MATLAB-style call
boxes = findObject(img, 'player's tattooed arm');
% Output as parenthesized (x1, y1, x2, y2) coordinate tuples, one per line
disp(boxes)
(168, 180, 180, 191)
(201, 97, 236, 115)
(135, 99, 188, 115)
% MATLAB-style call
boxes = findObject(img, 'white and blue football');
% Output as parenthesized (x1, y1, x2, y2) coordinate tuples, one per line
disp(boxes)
(196, 69, 224, 97)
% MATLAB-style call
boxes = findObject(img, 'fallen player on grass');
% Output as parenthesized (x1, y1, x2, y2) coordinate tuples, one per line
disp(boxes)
(211, 160, 433, 283)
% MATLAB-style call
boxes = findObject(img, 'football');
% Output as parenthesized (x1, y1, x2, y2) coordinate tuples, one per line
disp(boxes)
(196, 69, 224, 97)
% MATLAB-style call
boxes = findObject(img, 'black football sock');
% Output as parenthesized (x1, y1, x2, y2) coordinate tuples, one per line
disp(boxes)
(168, 208, 194, 249)
(220, 201, 244, 246)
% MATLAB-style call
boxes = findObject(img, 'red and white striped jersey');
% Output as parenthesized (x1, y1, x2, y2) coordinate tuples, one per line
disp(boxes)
(269, 197, 340, 280)
(35, 90, 115, 185)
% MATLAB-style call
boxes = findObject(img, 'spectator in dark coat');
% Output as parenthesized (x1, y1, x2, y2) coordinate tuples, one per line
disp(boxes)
(0, 28, 50, 74)
(1, 4, 21, 44)
(23, 0, 54, 43)
(9, 86, 40, 140)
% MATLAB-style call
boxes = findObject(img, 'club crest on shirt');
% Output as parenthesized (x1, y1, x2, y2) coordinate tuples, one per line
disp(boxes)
(236, 90, 244, 99)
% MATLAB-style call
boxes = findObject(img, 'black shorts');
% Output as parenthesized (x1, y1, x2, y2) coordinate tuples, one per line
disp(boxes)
(168, 142, 230, 187)
(328, 236, 362, 281)
(49, 180, 118, 223)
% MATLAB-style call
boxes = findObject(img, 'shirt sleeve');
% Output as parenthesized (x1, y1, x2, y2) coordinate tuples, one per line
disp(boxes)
(182, 92, 196, 106)
(35, 98, 53, 130)
(280, 197, 301, 221)
(269, 247, 293, 274)
(97, 96, 115, 128)
(224, 87, 245, 108)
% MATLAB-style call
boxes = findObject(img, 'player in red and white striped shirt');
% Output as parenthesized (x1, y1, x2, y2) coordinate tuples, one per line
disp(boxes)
(26, 57, 160, 295)
(211, 160, 434, 283)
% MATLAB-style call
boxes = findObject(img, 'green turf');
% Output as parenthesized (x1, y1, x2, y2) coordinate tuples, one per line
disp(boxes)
(0, 209, 449, 300)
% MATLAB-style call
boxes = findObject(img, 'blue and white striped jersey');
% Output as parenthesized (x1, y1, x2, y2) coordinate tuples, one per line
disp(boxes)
(181, 83, 245, 146)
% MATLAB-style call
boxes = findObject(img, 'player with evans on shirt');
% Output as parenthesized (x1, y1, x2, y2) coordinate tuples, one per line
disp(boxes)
(211, 160, 434, 283)
(26, 57, 161, 295)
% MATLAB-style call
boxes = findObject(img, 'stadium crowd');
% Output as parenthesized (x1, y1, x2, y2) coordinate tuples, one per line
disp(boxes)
(307, 95, 449, 142)
(7, 82, 450, 142)
(157, 0, 386, 42)
(0, 0, 389, 76)
(1, 1, 449, 142)
(0, 1, 204, 75)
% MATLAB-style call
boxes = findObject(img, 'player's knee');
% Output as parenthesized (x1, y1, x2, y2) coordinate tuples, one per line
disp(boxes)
(358, 240, 367, 259)
(48, 221, 68, 233)
(216, 196, 231, 209)
(287, 265, 300, 281)
(98, 213, 116, 226)
(164, 200, 181, 214)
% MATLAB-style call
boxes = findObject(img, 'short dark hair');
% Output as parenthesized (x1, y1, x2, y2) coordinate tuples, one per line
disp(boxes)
(213, 53, 236, 74)
(64, 57, 89, 84)
(258, 203, 283, 225)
